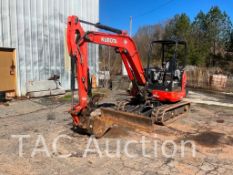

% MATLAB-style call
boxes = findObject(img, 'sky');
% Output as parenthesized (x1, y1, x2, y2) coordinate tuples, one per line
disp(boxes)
(100, 0, 233, 35)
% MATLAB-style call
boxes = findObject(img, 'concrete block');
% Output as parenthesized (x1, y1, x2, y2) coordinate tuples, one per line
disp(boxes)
(50, 89, 66, 96)
(28, 89, 66, 98)
(27, 80, 60, 92)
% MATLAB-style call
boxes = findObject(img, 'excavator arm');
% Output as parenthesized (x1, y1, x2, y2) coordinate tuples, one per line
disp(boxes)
(66, 16, 146, 125)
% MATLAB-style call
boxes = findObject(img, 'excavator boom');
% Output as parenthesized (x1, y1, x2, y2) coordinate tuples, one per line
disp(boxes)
(67, 16, 146, 124)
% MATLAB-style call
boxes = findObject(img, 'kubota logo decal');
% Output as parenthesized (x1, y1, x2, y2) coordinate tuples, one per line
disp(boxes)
(101, 37, 117, 44)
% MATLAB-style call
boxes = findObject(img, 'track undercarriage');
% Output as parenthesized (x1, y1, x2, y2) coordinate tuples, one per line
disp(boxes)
(116, 98, 190, 125)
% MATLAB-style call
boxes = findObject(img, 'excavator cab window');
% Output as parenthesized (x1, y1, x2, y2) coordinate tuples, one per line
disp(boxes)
(146, 40, 187, 92)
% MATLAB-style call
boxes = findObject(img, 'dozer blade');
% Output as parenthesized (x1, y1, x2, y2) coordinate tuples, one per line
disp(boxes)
(88, 108, 154, 138)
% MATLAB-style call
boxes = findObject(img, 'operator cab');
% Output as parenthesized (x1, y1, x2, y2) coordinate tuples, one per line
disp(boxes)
(146, 40, 187, 92)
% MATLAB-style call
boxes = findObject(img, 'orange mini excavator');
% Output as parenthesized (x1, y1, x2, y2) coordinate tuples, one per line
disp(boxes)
(66, 16, 190, 137)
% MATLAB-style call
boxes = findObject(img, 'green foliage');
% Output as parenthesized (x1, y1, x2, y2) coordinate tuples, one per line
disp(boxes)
(134, 6, 232, 69)
(99, 6, 233, 75)
(191, 7, 232, 66)
(164, 13, 191, 40)
(227, 32, 233, 52)
(164, 14, 192, 65)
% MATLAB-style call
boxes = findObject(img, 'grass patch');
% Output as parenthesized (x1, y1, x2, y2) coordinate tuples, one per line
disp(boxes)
(57, 88, 111, 102)
(92, 88, 111, 97)
(58, 93, 72, 102)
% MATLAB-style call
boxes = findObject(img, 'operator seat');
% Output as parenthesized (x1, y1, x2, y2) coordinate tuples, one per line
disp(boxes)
(165, 55, 181, 80)
(163, 55, 182, 91)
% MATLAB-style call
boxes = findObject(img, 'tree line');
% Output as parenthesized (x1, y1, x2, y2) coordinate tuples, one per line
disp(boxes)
(99, 6, 233, 75)
(134, 6, 233, 73)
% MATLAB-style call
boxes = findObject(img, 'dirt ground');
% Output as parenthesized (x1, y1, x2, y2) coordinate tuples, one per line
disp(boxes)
(0, 91, 233, 175)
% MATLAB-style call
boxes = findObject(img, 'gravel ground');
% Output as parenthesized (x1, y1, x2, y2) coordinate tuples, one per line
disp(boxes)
(0, 92, 233, 175)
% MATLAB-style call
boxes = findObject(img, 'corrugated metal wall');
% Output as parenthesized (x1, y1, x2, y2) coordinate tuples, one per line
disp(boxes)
(0, 0, 99, 96)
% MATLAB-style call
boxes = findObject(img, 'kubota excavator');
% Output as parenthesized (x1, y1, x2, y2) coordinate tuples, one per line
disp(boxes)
(66, 16, 190, 137)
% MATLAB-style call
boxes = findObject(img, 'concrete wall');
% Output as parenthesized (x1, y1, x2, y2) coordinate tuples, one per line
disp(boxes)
(0, 0, 99, 96)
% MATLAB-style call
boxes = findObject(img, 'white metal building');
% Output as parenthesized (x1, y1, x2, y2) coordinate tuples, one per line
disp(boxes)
(0, 0, 99, 96)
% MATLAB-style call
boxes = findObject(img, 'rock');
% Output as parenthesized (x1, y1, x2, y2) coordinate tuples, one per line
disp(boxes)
(143, 171, 158, 175)
(200, 162, 214, 172)
(224, 170, 233, 175)
(209, 171, 218, 175)
(217, 167, 225, 174)
(196, 170, 207, 175)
